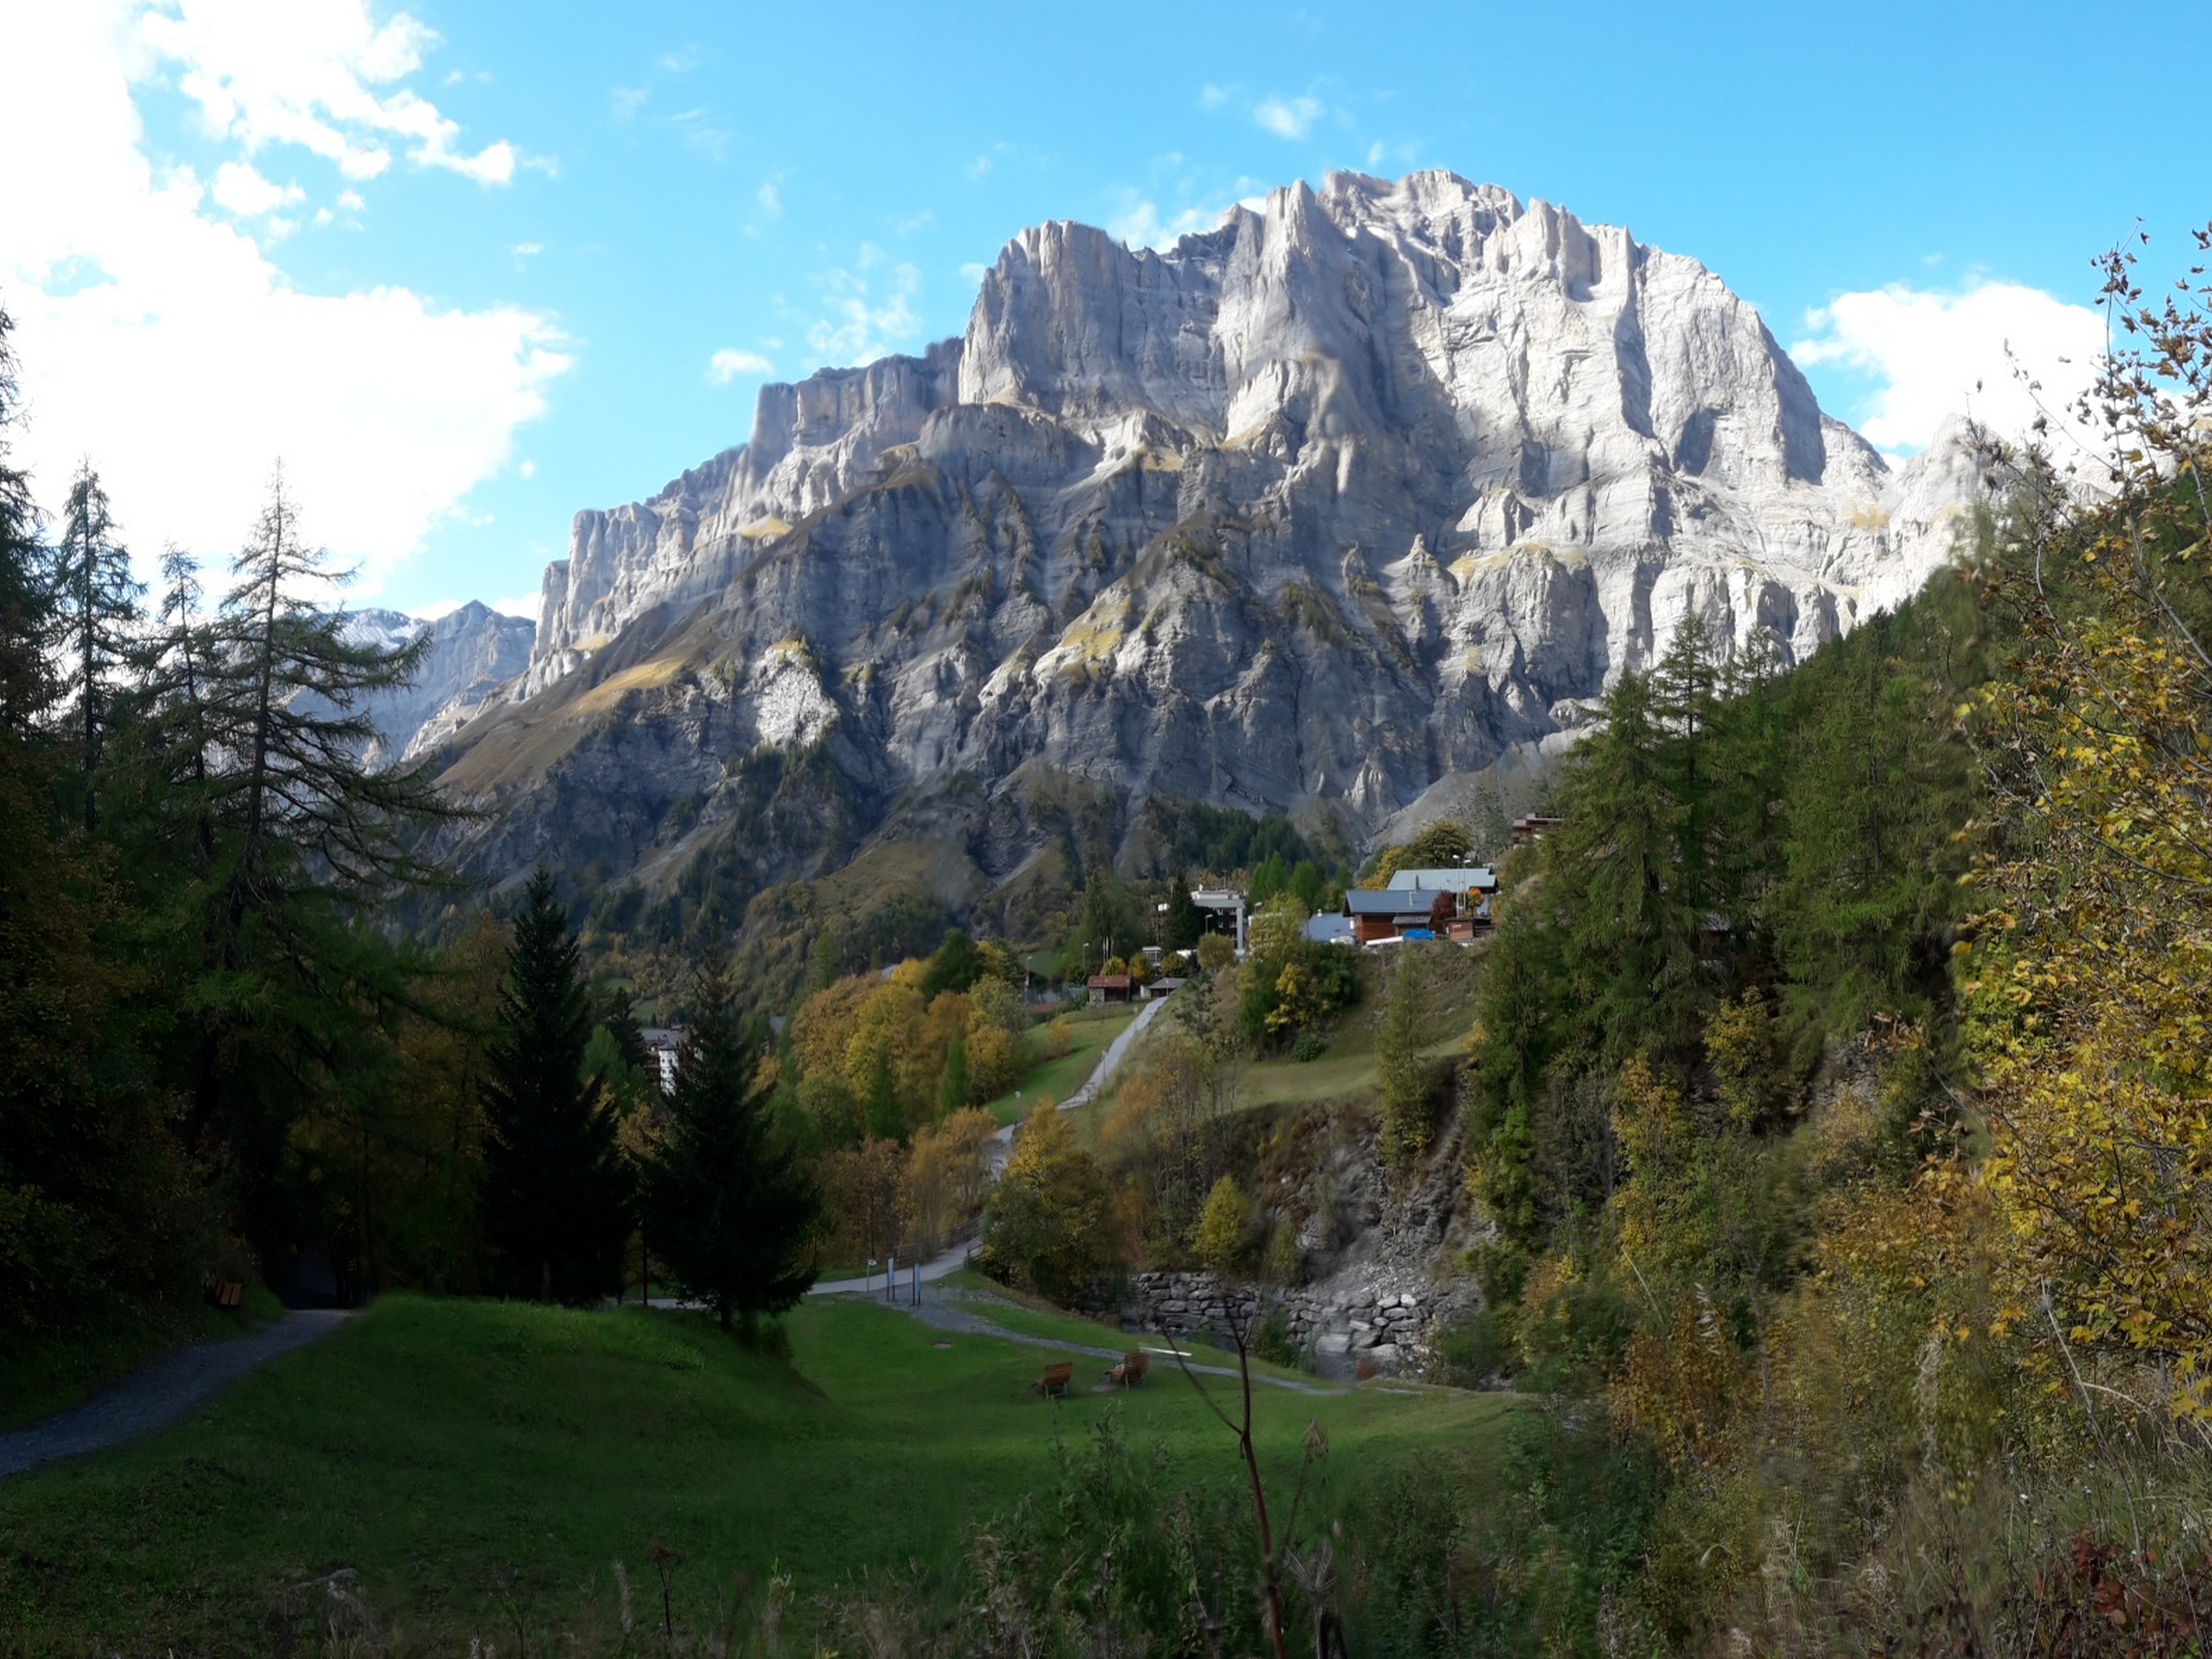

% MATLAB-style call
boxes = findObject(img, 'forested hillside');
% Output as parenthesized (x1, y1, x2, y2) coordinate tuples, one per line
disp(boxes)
(1433, 236, 2212, 1649)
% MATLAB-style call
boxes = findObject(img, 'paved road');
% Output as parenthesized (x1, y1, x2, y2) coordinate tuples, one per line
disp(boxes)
(807, 1232, 976, 1298)
(984, 995, 1166, 1175)
(0, 1311, 353, 1481)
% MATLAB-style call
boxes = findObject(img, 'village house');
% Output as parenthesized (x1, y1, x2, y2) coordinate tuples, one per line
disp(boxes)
(1086, 973, 1135, 1006)
(1338, 865, 1499, 947)
(1189, 888, 1249, 955)
(639, 1027, 685, 1094)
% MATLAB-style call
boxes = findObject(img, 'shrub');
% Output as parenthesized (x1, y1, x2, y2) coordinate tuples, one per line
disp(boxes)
(1432, 1308, 1516, 1387)
(985, 1104, 1115, 1305)
(1249, 1298, 1301, 1368)
(1195, 1175, 1249, 1274)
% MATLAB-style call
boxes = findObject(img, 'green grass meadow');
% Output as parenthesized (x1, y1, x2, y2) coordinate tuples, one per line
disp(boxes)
(0, 1293, 1508, 1654)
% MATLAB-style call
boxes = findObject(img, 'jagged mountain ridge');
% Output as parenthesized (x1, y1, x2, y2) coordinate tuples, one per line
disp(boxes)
(424, 170, 1976, 912)
(341, 601, 535, 766)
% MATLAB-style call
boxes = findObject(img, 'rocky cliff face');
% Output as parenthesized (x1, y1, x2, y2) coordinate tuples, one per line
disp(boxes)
(343, 602, 535, 766)
(429, 171, 1979, 913)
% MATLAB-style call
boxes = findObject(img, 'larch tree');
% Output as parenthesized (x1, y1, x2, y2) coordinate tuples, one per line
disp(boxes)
(49, 461, 140, 830)
(158, 468, 455, 1269)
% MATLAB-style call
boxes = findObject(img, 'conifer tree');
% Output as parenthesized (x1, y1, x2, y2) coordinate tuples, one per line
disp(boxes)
(1376, 945, 1437, 1170)
(1554, 669, 1687, 1053)
(49, 461, 140, 829)
(480, 871, 631, 1302)
(0, 306, 198, 1330)
(145, 469, 459, 1265)
(0, 304, 47, 739)
(940, 1032, 969, 1116)
(919, 927, 979, 998)
(602, 984, 651, 1072)
(1166, 872, 1204, 951)
(641, 966, 818, 1334)
(865, 1040, 901, 1140)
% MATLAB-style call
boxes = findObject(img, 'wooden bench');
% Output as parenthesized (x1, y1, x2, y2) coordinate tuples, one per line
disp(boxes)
(1032, 1362, 1074, 1397)
(1108, 1351, 1148, 1389)
(212, 1281, 244, 1310)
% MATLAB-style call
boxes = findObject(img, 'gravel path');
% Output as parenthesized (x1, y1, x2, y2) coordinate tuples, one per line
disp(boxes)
(0, 1311, 353, 1481)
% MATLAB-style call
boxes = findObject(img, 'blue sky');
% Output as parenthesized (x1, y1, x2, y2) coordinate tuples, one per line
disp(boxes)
(4, 1, 2208, 618)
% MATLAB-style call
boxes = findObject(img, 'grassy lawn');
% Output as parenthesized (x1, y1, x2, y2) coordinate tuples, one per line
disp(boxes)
(0, 1294, 1509, 1653)
(982, 1004, 1137, 1124)
(0, 1287, 287, 1433)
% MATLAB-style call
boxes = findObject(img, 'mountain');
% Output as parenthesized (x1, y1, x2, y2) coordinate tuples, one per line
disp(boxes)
(414, 171, 1980, 960)
(342, 601, 535, 766)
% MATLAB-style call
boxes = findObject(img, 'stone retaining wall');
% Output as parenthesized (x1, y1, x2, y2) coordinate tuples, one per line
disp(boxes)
(1119, 1269, 1450, 1377)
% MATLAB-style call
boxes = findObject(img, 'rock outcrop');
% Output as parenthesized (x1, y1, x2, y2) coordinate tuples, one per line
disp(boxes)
(425, 171, 1983, 907)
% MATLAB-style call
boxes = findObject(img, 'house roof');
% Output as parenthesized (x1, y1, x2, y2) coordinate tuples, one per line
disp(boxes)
(1087, 974, 1133, 988)
(1344, 889, 1447, 918)
(1304, 913, 1356, 944)
(1394, 867, 1497, 893)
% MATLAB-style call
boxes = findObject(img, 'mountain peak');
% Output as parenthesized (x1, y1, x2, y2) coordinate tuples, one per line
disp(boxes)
(419, 172, 1981, 909)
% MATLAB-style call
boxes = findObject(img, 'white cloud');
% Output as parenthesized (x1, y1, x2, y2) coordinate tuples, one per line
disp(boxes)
(1253, 94, 1323, 139)
(668, 106, 732, 162)
(518, 458, 536, 478)
(140, 0, 528, 184)
(958, 261, 989, 286)
(1105, 163, 1268, 251)
(209, 158, 303, 216)
(1109, 196, 1227, 250)
(610, 83, 648, 120)
(1793, 279, 2105, 455)
(756, 180, 782, 219)
(707, 348, 775, 385)
(964, 140, 1014, 185)
(1199, 84, 1231, 110)
(490, 591, 539, 619)
(807, 253, 921, 365)
(511, 240, 542, 257)
(0, 0, 570, 597)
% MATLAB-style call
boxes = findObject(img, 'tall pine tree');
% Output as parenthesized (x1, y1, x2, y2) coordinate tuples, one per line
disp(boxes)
(49, 461, 140, 830)
(642, 966, 818, 1334)
(480, 872, 631, 1303)
(1166, 871, 1204, 951)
